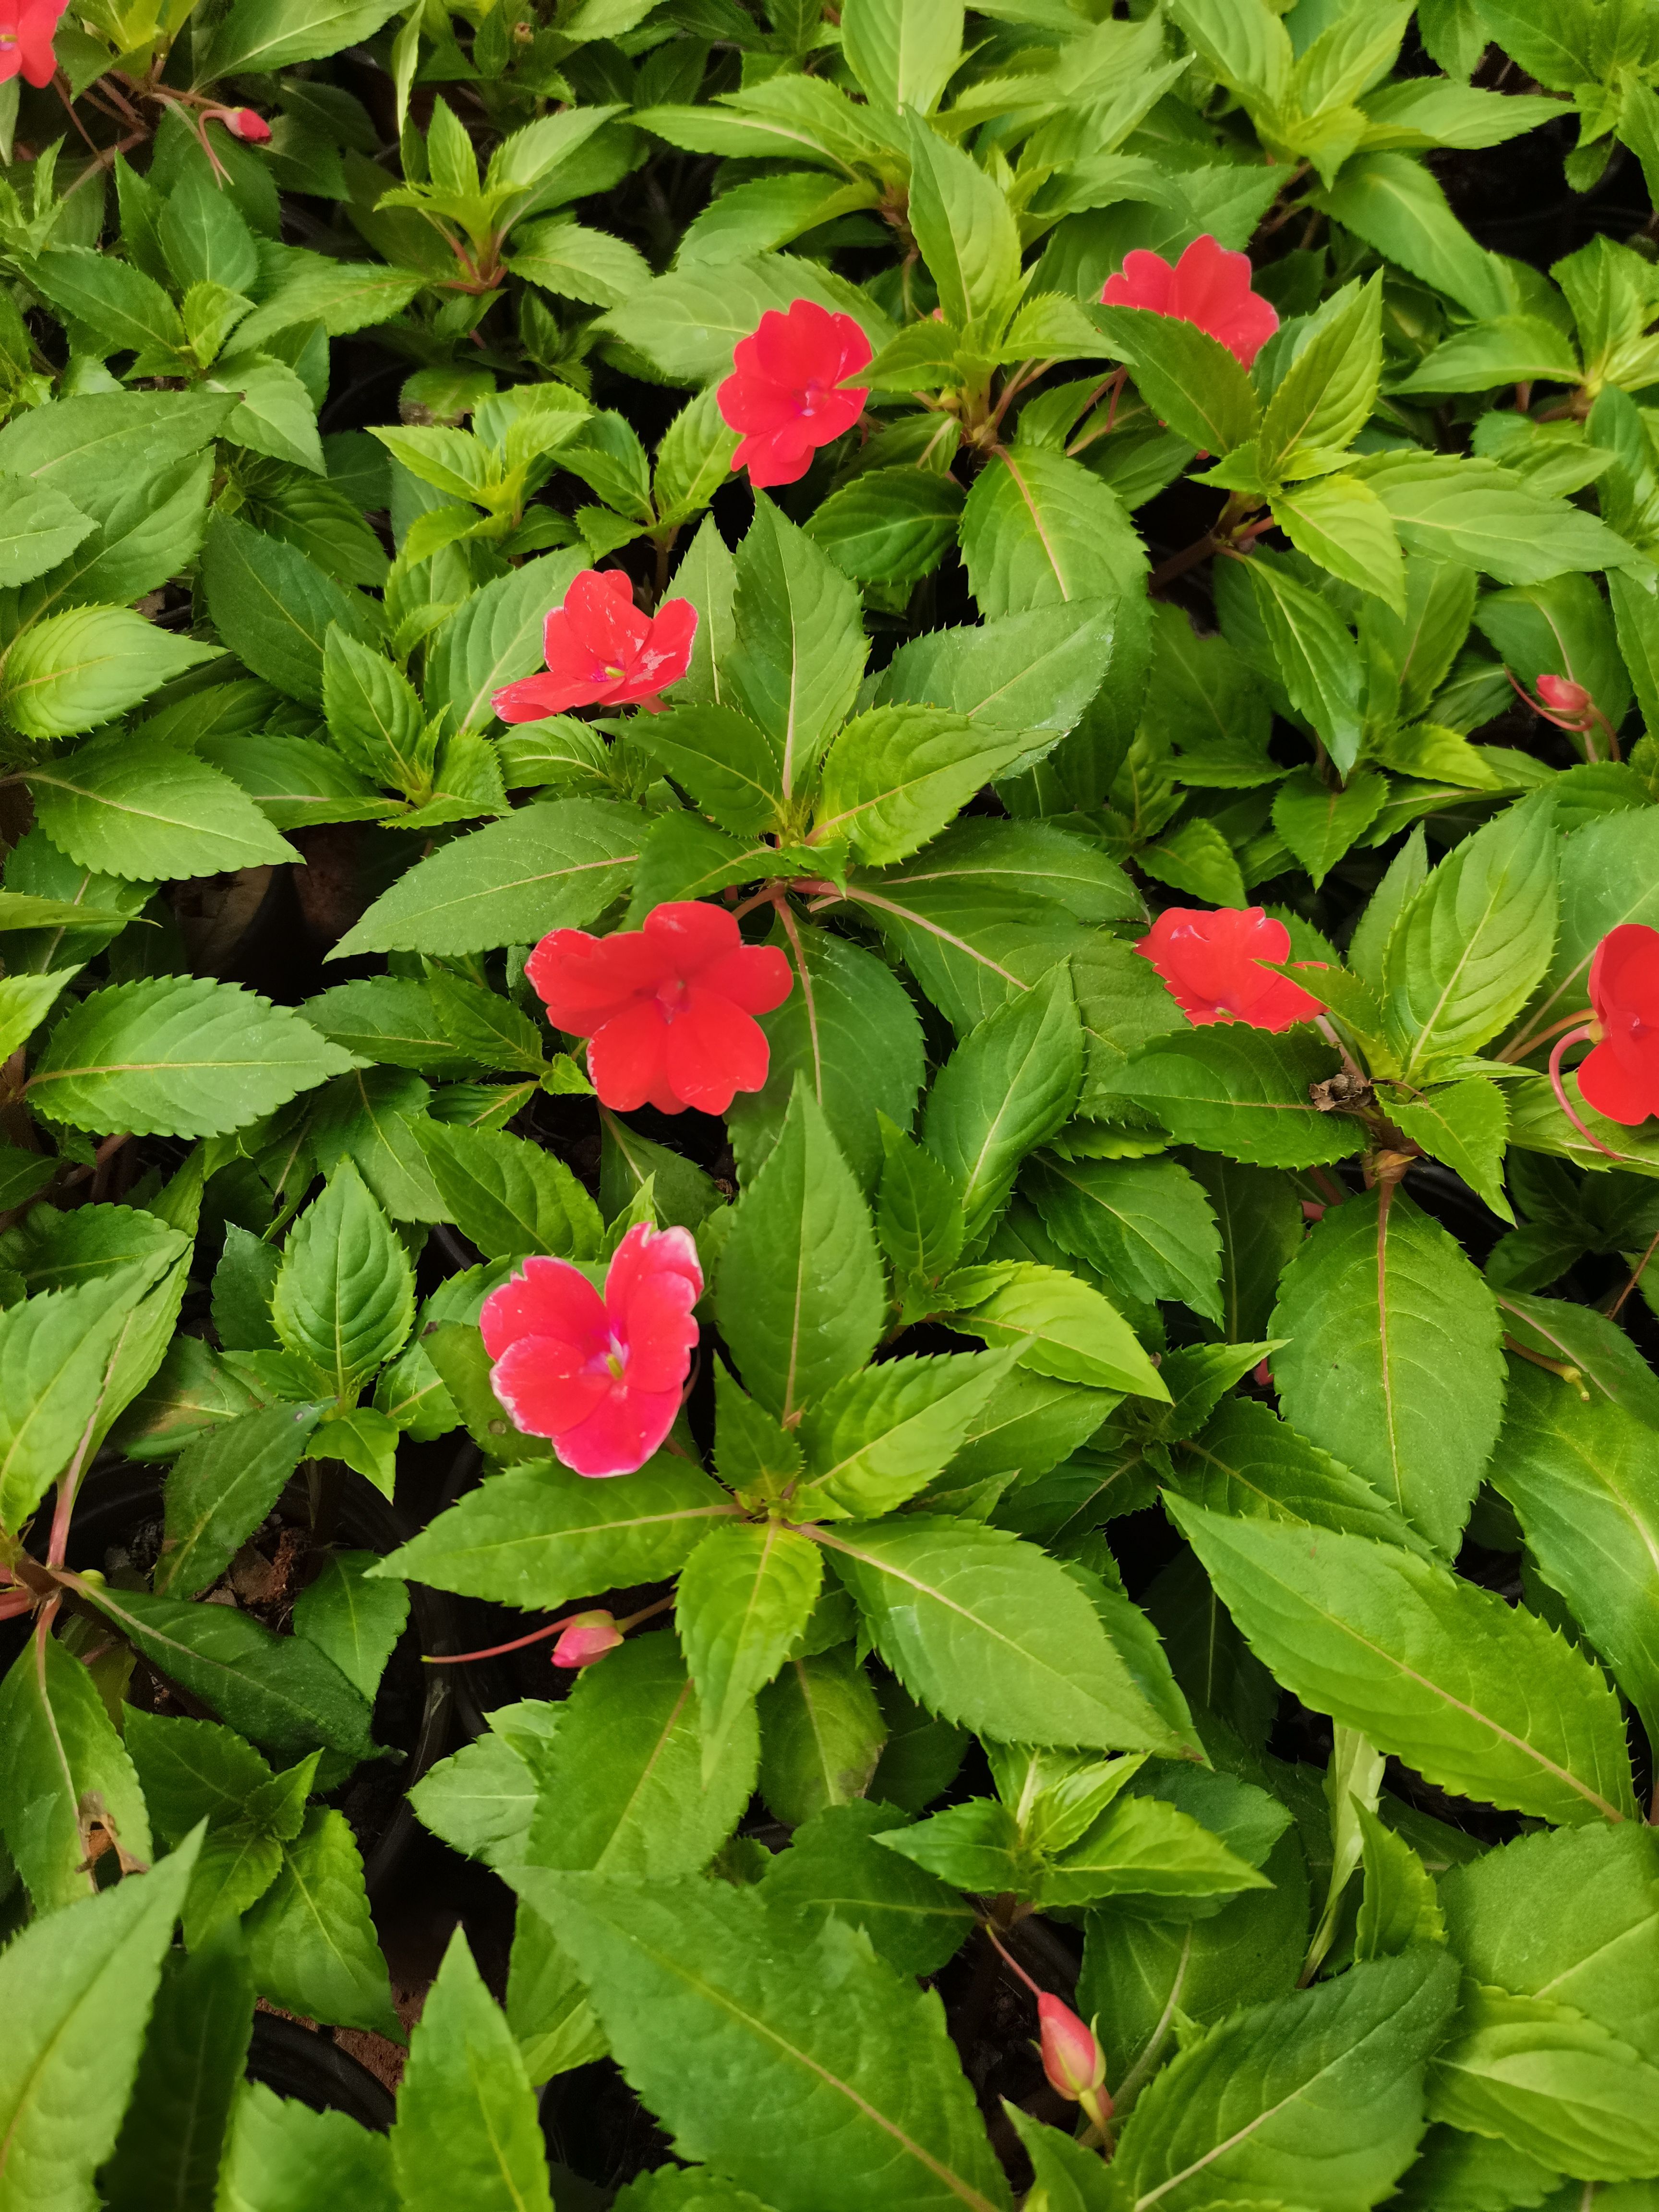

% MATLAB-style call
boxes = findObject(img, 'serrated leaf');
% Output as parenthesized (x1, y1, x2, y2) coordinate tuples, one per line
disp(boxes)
(28, 974, 354, 1140)
(200, 513, 379, 706)
(1388, 1076, 1512, 1222)
(154, 1405, 321, 1598)
(729, 496, 867, 801)
(414, 1121, 601, 1261)
(378, 1453, 734, 1606)
(1170, 1501, 1635, 1826)
(1099, 1029, 1358, 1169)
(100, 1926, 255, 2212)
(245, 1807, 400, 2039)
(760, 1798, 974, 1979)
(1272, 764, 1389, 886)
(946, 1259, 1166, 1397)
(717, 1079, 885, 1420)
(27, 733, 298, 881)
(0, 1834, 200, 2211)
(1111, 1945, 1459, 2210)
(922, 965, 1082, 1246)
(796, 1351, 1014, 1519)
(676, 1520, 823, 1773)
(334, 798, 642, 959)
(814, 707, 1033, 867)
(1025, 1153, 1223, 1322)
(1168, 1395, 1432, 1556)
(216, 2081, 396, 2212)
(1269, 1185, 1504, 1555)
(1, 605, 219, 741)
(0, 475, 94, 588)
(270, 1162, 413, 1399)
(509, 1872, 1012, 2212)
(0, 1629, 152, 1911)
(824, 1515, 1189, 1753)
(0, 1268, 153, 1533)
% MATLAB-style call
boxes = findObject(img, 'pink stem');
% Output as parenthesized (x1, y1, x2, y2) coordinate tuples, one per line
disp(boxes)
(1549, 1025, 1624, 1162)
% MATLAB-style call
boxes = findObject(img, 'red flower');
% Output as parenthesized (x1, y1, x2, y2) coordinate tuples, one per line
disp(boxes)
(717, 299, 872, 489)
(1137, 906, 1323, 1031)
(492, 570, 697, 722)
(481, 1224, 702, 1477)
(550, 1611, 624, 1667)
(1101, 234, 1278, 368)
(527, 900, 792, 1116)
(1537, 674, 1591, 716)
(0, 0, 65, 86)
(1576, 923, 1659, 1126)
(218, 107, 273, 143)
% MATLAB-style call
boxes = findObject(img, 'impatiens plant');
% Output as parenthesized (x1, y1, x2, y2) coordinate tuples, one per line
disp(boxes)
(7, 3, 1659, 2209)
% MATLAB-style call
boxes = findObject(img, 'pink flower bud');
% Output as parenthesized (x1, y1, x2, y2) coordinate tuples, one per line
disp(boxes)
(1537, 673, 1591, 715)
(1252, 1359, 1274, 1387)
(550, 1611, 623, 1668)
(1038, 1994, 1107, 2104)
(1300, 1200, 1326, 1222)
(221, 107, 271, 143)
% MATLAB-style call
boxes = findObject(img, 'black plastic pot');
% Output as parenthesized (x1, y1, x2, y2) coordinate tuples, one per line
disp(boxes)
(246, 2014, 396, 2130)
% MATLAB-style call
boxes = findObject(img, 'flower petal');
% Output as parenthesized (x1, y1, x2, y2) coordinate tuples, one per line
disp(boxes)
(554, 1383, 684, 1478)
(699, 940, 794, 1016)
(1578, 1038, 1657, 1126)
(481, 1254, 609, 1360)
(588, 999, 675, 1111)
(490, 1334, 611, 1438)
(664, 989, 771, 1112)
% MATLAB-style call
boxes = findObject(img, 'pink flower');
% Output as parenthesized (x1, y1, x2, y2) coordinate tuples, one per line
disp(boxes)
(717, 299, 872, 488)
(527, 900, 792, 1116)
(1136, 907, 1324, 1032)
(1537, 673, 1591, 716)
(0, 0, 65, 86)
(551, 1611, 624, 1667)
(492, 570, 697, 722)
(1101, 234, 1278, 368)
(1575, 923, 1659, 1127)
(1038, 1995, 1110, 2116)
(481, 1225, 703, 1478)
(218, 107, 272, 143)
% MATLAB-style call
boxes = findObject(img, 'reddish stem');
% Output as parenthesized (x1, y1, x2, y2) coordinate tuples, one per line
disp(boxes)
(425, 1589, 674, 1666)
(1548, 1024, 1624, 1162)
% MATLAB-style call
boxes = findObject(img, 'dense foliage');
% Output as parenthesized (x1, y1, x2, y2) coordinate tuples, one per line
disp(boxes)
(4, 1, 1659, 2208)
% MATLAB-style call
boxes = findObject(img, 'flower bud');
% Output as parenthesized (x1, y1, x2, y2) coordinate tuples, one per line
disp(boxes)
(221, 107, 272, 142)
(1537, 673, 1591, 715)
(1037, 1994, 1106, 2104)
(551, 1610, 623, 1668)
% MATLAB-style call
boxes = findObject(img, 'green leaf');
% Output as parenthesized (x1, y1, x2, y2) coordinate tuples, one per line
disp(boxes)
(1439, 1822, 1659, 2063)
(1034, 1791, 1272, 1911)
(216, 2082, 396, 2212)
(1111, 1946, 1459, 2210)
(378, 1453, 733, 1607)
(1382, 795, 1558, 1076)
(1170, 1501, 1635, 1826)
(1098, 1029, 1358, 1169)
(427, 551, 586, 739)
(390, 1930, 550, 2212)
(200, 513, 379, 706)
(727, 923, 925, 1192)
(1492, 1358, 1659, 1746)
(729, 497, 867, 802)
(1314, 153, 1506, 318)
(946, 1260, 1167, 1397)
(1, 605, 219, 741)
(759, 1650, 888, 1827)
(1427, 1981, 1659, 2182)
(921, 964, 1082, 1245)
(597, 252, 894, 388)
(716, 1079, 885, 1421)
(26, 733, 298, 881)
(75, 1579, 375, 1765)
(0, 476, 94, 589)
(842, 0, 961, 112)
(1515, 806, 1659, 1059)
(196, 0, 403, 76)
(676, 1520, 824, 1771)
(0, 1629, 151, 1911)
(1388, 1077, 1513, 1222)
(0, 1269, 155, 1533)
(509, 1872, 1013, 2212)
(630, 703, 783, 837)
(1136, 817, 1247, 909)
(1272, 764, 1389, 887)
(1260, 277, 1385, 473)
(292, 1551, 410, 1703)
(154, 1405, 320, 1598)
(1353, 451, 1639, 586)
(0, 391, 234, 525)
(245, 1808, 400, 2038)
(0, 1833, 200, 2210)
(1228, 554, 1366, 774)
(333, 798, 642, 959)
(522, 1631, 757, 1878)
(270, 1163, 413, 1399)
(796, 1351, 1015, 1519)
(814, 707, 1034, 867)
(804, 469, 964, 587)
(1168, 1395, 1433, 1556)
(415, 1122, 601, 1261)
(100, 1925, 255, 2212)
(1096, 303, 1261, 456)
(824, 1516, 1190, 1753)
(760, 1799, 974, 1978)
(1025, 1153, 1223, 1323)
(1269, 1186, 1504, 1555)
(30, 247, 186, 361)
(409, 1707, 552, 1871)
(960, 446, 1147, 621)
(905, 113, 1022, 330)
